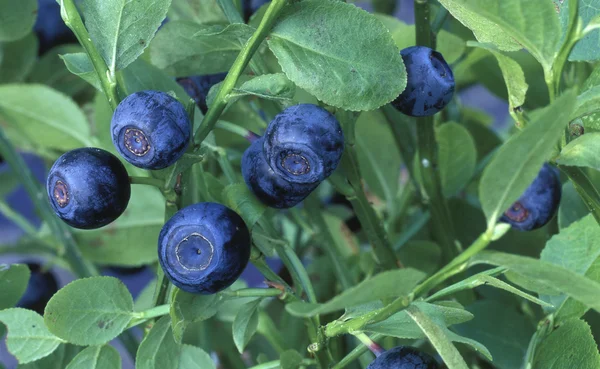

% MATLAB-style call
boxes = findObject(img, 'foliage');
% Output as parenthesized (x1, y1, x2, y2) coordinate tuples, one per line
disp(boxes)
(2, 0, 600, 369)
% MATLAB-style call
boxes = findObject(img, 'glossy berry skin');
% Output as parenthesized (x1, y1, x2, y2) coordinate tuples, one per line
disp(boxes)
(158, 202, 251, 294)
(392, 46, 455, 117)
(111, 91, 191, 170)
(242, 104, 344, 208)
(35, 0, 77, 55)
(17, 263, 59, 315)
(176, 73, 227, 114)
(366, 346, 439, 369)
(242, 137, 320, 208)
(46, 148, 131, 229)
(500, 163, 562, 231)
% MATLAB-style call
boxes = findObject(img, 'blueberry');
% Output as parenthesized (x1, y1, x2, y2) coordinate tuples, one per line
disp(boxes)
(158, 202, 251, 294)
(176, 73, 227, 114)
(46, 148, 131, 229)
(17, 263, 59, 315)
(392, 46, 455, 117)
(366, 346, 439, 369)
(242, 0, 271, 21)
(241, 104, 344, 208)
(242, 137, 320, 208)
(111, 91, 191, 170)
(500, 163, 562, 231)
(34, 0, 77, 55)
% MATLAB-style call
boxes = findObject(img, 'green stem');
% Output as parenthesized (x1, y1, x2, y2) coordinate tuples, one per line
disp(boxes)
(60, 0, 119, 110)
(129, 176, 165, 189)
(223, 288, 283, 298)
(337, 112, 400, 270)
(216, 121, 260, 142)
(152, 202, 179, 311)
(0, 200, 38, 236)
(305, 196, 355, 289)
(558, 165, 600, 226)
(413, 0, 458, 263)
(127, 304, 171, 329)
(331, 334, 383, 369)
(551, 0, 581, 96)
(352, 332, 385, 356)
(194, 0, 289, 146)
(324, 229, 493, 337)
(204, 142, 238, 183)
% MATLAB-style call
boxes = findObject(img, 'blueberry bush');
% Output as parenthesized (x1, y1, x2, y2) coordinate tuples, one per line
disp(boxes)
(1, 0, 600, 368)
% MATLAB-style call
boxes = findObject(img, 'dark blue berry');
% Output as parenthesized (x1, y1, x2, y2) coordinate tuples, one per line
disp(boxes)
(17, 263, 59, 315)
(34, 0, 77, 55)
(366, 346, 439, 369)
(158, 202, 251, 294)
(176, 73, 227, 114)
(242, 104, 344, 208)
(500, 163, 562, 231)
(243, 0, 271, 21)
(392, 46, 455, 117)
(111, 91, 191, 170)
(46, 148, 131, 229)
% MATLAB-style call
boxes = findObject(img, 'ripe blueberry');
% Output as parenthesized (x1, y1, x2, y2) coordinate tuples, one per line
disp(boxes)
(176, 73, 227, 114)
(17, 263, 59, 315)
(366, 346, 439, 369)
(111, 91, 191, 170)
(392, 46, 455, 117)
(35, 0, 77, 55)
(242, 104, 344, 208)
(158, 202, 251, 294)
(500, 163, 562, 231)
(46, 148, 131, 229)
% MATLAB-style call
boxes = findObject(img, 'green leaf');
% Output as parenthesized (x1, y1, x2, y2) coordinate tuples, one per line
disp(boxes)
(558, 181, 589, 229)
(479, 90, 576, 229)
(572, 86, 600, 121)
(405, 304, 470, 369)
(119, 58, 190, 102)
(170, 288, 224, 343)
(454, 301, 534, 369)
(230, 73, 296, 102)
(280, 350, 304, 369)
(438, 0, 561, 72)
(28, 45, 90, 96)
(80, 0, 171, 73)
(532, 319, 600, 369)
(0, 84, 94, 151)
(168, 0, 227, 25)
(74, 186, 164, 266)
(65, 345, 121, 369)
(178, 344, 215, 369)
(540, 214, 600, 320)
(355, 110, 402, 209)
(268, 0, 406, 111)
(223, 183, 267, 229)
(0, 0, 37, 42)
(232, 299, 261, 353)
(427, 267, 553, 308)
(557, 133, 600, 170)
(468, 42, 528, 113)
(0, 308, 62, 364)
(472, 251, 600, 314)
(149, 22, 253, 77)
(375, 14, 466, 64)
(44, 277, 134, 345)
(558, 0, 600, 61)
(60, 53, 101, 91)
(436, 122, 477, 197)
(136, 316, 179, 369)
(0, 263, 30, 309)
(0, 33, 37, 83)
(17, 344, 81, 369)
(285, 268, 426, 317)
